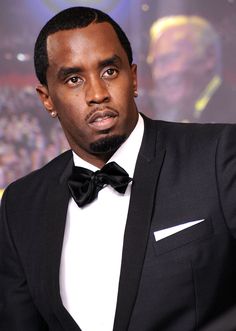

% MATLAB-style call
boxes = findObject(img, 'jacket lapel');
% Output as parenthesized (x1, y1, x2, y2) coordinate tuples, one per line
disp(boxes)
(113, 116, 166, 331)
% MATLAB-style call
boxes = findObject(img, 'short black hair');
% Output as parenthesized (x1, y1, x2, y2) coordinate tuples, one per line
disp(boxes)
(34, 6, 133, 85)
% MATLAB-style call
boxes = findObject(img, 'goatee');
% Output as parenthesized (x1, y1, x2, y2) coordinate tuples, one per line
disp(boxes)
(90, 135, 126, 154)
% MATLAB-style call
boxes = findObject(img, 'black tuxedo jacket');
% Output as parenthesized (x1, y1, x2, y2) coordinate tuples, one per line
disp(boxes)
(1, 115, 236, 331)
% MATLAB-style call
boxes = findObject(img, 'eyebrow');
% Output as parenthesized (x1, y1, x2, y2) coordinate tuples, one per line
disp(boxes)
(57, 66, 82, 80)
(98, 55, 122, 69)
(57, 55, 122, 80)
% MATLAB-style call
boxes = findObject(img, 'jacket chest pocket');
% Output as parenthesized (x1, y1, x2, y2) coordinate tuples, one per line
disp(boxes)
(152, 218, 213, 257)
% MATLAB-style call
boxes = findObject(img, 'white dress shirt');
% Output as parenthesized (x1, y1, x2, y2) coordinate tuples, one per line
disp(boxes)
(60, 114, 144, 331)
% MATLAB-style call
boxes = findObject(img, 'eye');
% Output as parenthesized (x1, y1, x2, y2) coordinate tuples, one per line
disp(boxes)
(66, 76, 83, 86)
(102, 68, 118, 79)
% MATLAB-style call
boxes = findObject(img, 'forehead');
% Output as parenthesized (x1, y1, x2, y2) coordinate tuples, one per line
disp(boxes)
(46, 22, 126, 66)
(155, 23, 208, 55)
(157, 25, 193, 50)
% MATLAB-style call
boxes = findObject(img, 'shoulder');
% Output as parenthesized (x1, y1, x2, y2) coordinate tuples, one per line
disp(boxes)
(4, 150, 72, 196)
(142, 113, 236, 144)
(141, 114, 236, 159)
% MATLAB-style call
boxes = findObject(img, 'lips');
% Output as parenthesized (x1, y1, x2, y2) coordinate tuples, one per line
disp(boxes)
(88, 109, 118, 131)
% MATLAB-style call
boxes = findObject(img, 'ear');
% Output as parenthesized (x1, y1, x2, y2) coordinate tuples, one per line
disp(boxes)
(36, 84, 55, 116)
(131, 64, 138, 94)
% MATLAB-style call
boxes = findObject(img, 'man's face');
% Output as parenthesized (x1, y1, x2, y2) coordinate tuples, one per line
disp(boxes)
(37, 22, 138, 166)
(151, 24, 212, 108)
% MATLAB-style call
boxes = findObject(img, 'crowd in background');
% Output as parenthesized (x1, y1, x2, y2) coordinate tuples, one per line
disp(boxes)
(0, 86, 69, 189)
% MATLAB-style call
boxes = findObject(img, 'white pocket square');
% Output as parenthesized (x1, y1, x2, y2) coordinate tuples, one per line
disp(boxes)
(154, 219, 205, 241)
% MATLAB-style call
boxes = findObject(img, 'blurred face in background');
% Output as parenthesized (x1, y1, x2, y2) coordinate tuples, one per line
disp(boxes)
(149, 16, 220, 112)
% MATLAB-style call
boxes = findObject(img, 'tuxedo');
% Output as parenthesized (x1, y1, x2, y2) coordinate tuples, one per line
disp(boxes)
(1, 114, 236, 331)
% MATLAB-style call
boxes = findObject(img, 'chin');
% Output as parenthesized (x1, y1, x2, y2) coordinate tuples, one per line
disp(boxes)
(90, 135, 127, 154)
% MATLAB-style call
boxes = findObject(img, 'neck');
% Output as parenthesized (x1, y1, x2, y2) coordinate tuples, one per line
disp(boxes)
(72, 149, 115, 169)
(88, 152, 114, 169)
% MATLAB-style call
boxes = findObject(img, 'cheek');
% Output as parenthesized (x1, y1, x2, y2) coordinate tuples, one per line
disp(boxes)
(51, 86, 84, 109)
(112, 81, 134, 105)
(52, 95, 81, 120)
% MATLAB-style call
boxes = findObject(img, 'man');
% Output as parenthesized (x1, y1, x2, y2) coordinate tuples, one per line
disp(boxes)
(1, 6, 236, 331)
(148, 15, 236, 123)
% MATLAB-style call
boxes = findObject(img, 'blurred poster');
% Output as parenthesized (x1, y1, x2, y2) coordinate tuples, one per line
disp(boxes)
(1, 0, 236, 194)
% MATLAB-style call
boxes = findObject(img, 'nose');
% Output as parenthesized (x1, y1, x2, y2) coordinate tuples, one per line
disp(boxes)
(85, 76, 110, 105)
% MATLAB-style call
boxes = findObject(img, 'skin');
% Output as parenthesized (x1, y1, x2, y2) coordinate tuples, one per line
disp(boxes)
(36, 22, 138, 168)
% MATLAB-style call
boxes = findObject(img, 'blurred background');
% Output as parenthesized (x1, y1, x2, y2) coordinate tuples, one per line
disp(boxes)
(1, 0, 236, 196)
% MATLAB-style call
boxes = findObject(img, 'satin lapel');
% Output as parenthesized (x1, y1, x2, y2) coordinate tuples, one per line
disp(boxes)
(113, 117, 166, 331)
(41, 155, 81, 330)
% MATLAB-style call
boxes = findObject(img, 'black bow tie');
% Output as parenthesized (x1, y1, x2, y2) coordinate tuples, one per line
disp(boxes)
(67, 161, 132, 207)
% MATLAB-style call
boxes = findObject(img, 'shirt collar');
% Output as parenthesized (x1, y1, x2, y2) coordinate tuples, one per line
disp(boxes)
(72, 113, 144, 177)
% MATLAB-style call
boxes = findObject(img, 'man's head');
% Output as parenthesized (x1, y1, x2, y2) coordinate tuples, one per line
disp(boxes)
(34, 6, 133, 86)
(148, 15, 221, 119)
(34, 7, 138, 167)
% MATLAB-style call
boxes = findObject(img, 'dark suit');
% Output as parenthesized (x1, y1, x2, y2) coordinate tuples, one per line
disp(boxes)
(1, 115, 236, 331)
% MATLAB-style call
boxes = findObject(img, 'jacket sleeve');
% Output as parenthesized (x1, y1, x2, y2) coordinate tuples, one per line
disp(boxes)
(0, 188, 48, 330)
(216, 124, 236, 238)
